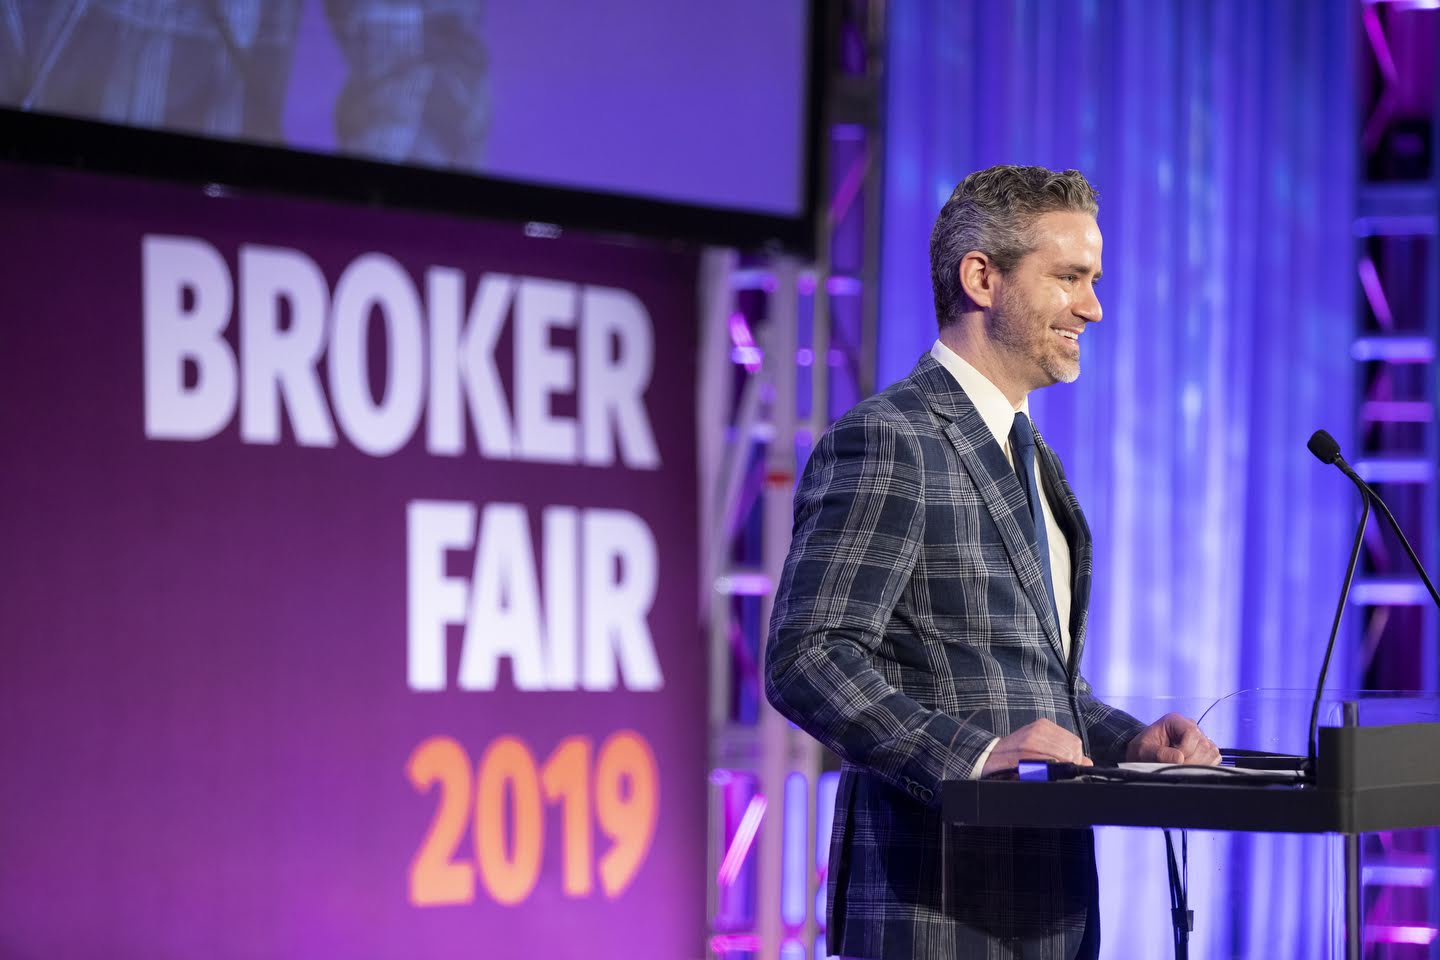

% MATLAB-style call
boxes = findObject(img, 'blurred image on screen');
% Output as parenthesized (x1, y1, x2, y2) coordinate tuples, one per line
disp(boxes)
(1, 0, 808, 217)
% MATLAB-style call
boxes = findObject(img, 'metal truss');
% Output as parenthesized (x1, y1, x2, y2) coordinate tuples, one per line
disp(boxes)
(701, 3, 886, 958)
(1353, 2, 1440, 955)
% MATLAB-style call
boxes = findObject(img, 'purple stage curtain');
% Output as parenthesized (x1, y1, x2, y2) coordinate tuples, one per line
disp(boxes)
(879, 1, 1357, 955)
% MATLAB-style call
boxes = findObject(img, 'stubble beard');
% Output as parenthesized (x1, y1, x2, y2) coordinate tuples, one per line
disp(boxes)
(989, 289, 1080, 389)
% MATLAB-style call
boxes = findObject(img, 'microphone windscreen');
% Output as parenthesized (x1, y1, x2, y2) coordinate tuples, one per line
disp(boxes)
(1308, 429, 1342, 465)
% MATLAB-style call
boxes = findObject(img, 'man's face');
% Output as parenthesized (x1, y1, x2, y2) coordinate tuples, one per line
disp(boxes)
(987, 210, 1103, 392)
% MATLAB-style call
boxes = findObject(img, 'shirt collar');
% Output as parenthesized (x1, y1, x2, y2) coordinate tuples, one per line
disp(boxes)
(930, 339, 1030, 450)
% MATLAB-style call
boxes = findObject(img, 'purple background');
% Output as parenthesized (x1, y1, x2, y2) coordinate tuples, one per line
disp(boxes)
(0, 163, 704, 959)
(284, 0, 809, 216)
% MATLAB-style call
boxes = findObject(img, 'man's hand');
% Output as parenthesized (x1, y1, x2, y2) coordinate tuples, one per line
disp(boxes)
(1125, 713, 1221, 765)
(981, 718, 1093, 776)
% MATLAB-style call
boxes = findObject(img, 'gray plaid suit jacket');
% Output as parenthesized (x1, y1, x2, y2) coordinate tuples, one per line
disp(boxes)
(765, 355, 1146, 960)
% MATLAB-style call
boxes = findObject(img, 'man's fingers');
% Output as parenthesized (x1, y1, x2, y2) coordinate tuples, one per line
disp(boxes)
(1026, 725, 1086, 764)
(1174, 722, 1206, 756)
(993, 720, 1089, 767)
(1170, 717, 1222, 765)
(1134, 715, 1223, 765)
(1162, 712, 1191, 733)
(1015, 723, 1079, 755)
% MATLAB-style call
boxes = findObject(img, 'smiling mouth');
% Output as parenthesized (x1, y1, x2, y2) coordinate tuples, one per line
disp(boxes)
(1054, 329, 1080, 341)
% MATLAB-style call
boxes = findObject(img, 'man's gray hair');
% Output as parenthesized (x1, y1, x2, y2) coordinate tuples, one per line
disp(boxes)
(929, 165, 1099, 328)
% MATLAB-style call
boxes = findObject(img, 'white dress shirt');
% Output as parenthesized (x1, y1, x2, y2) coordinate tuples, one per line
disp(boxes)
(929, 340, 1075, 775)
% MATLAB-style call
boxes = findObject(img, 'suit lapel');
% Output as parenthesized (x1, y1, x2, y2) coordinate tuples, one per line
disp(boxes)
(914, 358, 1067, 671)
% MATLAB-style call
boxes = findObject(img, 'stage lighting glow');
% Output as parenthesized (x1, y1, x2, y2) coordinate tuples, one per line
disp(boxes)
(1351, 337, 1435, 363)
(718, 795, 767, 888)
(728, 312, 763, 374)
(1363, 863, 1437, 887)
(782, 773, 809, 927)
(715, 573, 774, 597)
(709, 933, 761, 953)
(1356, 458, 1434, 484)
(1369, 924, 1439, 945)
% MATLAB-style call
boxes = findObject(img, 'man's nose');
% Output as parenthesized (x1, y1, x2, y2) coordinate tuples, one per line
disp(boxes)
(1076, 284, 1102, 324)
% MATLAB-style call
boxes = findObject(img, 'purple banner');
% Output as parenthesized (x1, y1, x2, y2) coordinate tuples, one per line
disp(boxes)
(0, 164, 703, 959)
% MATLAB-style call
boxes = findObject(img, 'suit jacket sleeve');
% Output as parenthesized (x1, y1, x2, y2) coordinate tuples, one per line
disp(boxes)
(764, 413, 996, 808)
(1075, 674, 1147, 763)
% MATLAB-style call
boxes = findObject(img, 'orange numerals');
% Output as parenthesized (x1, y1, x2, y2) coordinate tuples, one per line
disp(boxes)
(540, 736, 592, 896)
(404, 737, 475, 906)
(406, 731, 659, 907)
(595, 732, 658, 897)
(474, 737, 543, 905)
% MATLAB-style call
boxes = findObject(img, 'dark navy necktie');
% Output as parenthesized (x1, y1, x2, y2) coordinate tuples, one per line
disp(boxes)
(1009, 412, 1059, 627)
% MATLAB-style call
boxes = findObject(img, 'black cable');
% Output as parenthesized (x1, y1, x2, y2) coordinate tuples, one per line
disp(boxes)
(1182, 831, 1189, 927)
(1164, 829, 1189, 959)
(1350, 472, 1440, 610)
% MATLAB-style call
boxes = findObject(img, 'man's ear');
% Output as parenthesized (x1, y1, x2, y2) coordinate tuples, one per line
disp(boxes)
(958, 251, 997, 310)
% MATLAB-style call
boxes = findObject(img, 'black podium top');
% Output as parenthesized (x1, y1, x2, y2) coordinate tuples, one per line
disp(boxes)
(942, 722, 1440, 835)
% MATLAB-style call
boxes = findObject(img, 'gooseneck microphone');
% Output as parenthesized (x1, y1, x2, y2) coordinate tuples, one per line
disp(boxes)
(1306, 430, 1343, 466)
(1305, 429, 1440, 775)
(1305, 433, 1370, 776)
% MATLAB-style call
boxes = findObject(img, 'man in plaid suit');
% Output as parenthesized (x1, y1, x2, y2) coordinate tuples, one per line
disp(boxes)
(765, 165, 1221, 959)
